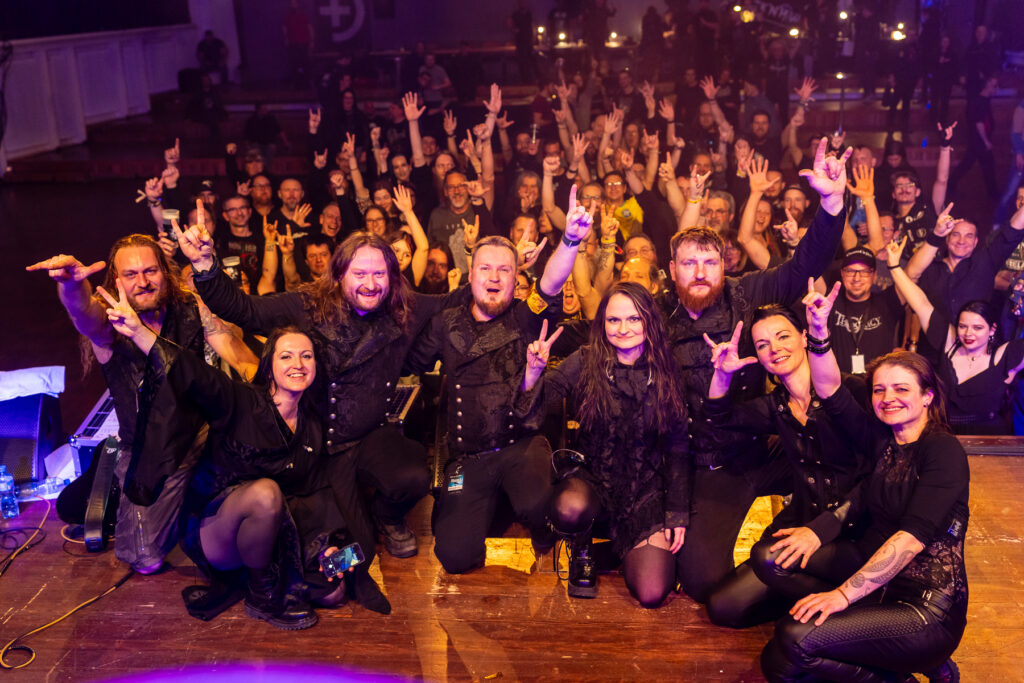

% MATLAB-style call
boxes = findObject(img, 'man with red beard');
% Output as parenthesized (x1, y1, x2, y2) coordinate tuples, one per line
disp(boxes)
(26, 233, 254, 574)
(405, 192, 594, 574)
(667, 140, 852, 605)
(180, 225, 464, 567)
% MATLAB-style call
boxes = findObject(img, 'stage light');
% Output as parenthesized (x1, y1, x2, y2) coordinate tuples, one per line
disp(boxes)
(839, 10, 848, 20)
(610, 32, 617, 40)
(897, 22, 905, 29)
(733, 4, 742, 11)
(836, 72, 846, 79)
(741, 10, 754, 23)
(537, 26, 544, 34)
(789, 28, 800, 37)
(558, 32, 566, 41)
(891, 29, 906, 41)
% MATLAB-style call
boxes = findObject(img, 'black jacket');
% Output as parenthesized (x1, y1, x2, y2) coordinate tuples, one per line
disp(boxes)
(664, 205, 847, 467)
(406, 286, 562, 456)
(193, 262, 468, 452)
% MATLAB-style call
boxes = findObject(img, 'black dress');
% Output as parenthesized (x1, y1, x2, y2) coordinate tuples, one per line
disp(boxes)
(925, 309, 1024, 434)
(517, 348, 690, 558)
(137, 339, 362, 600)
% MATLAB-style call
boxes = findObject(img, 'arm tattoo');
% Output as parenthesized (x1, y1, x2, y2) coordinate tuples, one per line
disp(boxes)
(595, 247, 612, 273)
(200, 306, 231, 338)
(869, 551, 916, 586)
(848, 539, 918, 591)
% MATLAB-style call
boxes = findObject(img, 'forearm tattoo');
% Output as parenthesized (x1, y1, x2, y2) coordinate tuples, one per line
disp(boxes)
(847, 539, 916, 591)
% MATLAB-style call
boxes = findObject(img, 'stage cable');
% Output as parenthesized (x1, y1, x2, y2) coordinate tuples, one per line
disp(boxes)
(0, 499, 50, 578)
(0, 570, 134, 670)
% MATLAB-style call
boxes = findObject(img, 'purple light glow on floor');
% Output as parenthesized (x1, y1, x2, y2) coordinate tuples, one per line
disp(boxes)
(104, 662, 399, 683)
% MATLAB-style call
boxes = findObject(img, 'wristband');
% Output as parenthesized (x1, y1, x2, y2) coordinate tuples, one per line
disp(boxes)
(836, 586, 852, 607)
(687, 197, 702, 204)
(561, 234, 582, 248)
(889, 264, 902, 271)
(925, 230, 946, 248)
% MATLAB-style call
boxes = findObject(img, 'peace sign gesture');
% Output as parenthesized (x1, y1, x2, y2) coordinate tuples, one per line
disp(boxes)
(96, 278, 156, 353)
(704, 321, 757, 377)
(802, 277, 841, 338)
(564, 184, 595, 243)
(523, 318, 565, 391)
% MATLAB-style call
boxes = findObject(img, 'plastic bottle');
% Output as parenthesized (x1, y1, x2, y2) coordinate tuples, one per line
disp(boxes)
(0, 465, 19, 519)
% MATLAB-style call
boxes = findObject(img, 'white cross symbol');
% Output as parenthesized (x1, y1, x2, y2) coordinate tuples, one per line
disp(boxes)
(319, 0, 351, 28)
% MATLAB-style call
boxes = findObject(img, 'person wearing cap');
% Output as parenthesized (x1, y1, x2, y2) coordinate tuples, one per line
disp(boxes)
(826, 246, 905, 374)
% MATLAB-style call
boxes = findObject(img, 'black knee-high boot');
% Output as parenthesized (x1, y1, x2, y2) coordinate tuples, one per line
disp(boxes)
(244, 563, 318, 630)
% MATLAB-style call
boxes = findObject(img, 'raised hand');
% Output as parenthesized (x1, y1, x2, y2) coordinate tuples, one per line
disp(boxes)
(564, 184, 595, 243)
(466, 179, 485, 198)
(172, 199, 215, 270)
(164, 138, 181, 165)
(225, 142, 237, 156)
(517, 233, 548, 271)
(25, 254, 105, 283)
(160, 163, 180, 189)
(293, 203, 313, 228)
(262, 215, 279, 243)
(308, 107, 322, 134)
(605, 105, 623, 135)
(313, 147, 328, 170)
(156, 228, 178, 258)
(846, 164, 875, 199)
(483, 83, 502, 115)
(658, 152, 676, 184)
(278, 224, 295, 256)
(393, 183, 414, 213)
(793, 77, 817, 102)
(446, 267, 462, 292)
(658, 98, 675, 122)
(641, 129, 660, 154)
(461, 214, 480, 249)
(599, 203, 620, 241)
(571, 133, 589, 162)
(829, 130, 847, 151)
(496, 112, 514, 130)
(802, 277, 841, 337)
(97, 278, 148, 341)
(237, 179, 252, 196)
(526, 319, 564, 374)
(699, 76, 719, 100)
(774, 208, 801, 246)
(885, 235, 908, 268)
(620, 146, 636, 170)
(341, 132, 356, 160)
(329, 170, 346, 194)
(933, 202, 958, 237)
(443, 109, 458, 137)
(402, 92, 425, 121)
(542, 155, 561, 176)
(688, 165, 711, 201)
(937, 120, 957, 145)
(703, 321, 758, 375)
(798, 138, 853, 210)
(555, 80, 571, 101)
(144, 177, 164, 203)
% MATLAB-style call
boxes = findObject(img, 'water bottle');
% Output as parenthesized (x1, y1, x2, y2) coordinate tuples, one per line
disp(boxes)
(0, 465, 19, 519)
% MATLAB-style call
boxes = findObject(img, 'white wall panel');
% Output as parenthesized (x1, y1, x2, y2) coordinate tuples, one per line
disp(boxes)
(3, 50, 58, 158)
(76, 43, 127, 124)
(46, 47, 87, 146)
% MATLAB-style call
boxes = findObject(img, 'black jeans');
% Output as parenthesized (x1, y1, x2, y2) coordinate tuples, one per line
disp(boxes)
(324, 425, 431, 556)
(677, 439, 792, 603)
(433, 435, 553, 574)
(762, 589, 967, 682)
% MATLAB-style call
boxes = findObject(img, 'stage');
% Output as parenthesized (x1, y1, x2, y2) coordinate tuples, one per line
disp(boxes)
(0, 452, 1023, 681)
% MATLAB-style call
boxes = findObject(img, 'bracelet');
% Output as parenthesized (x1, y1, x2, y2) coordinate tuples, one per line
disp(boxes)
(805, 332, 832, 355)
(561, 234, 582, 248)
(836, 586, 852, 607)
(805, 332, 830, 346)
(265, 246, 276, 252)
(889, 264, 902, 271)
(925, 231, 946, 248)
(687, 197, 701, 204)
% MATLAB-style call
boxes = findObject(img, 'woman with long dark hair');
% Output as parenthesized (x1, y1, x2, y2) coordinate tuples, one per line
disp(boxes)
(888, 236, 1024, 433)
(760, 282, 968, 682)
(100, 281, 388, 629)
(701, 298, 869, 629)
(518, 281, 689, 608)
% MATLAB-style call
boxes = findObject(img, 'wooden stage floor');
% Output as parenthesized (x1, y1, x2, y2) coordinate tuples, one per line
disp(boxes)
(0, 453, 1021, 682)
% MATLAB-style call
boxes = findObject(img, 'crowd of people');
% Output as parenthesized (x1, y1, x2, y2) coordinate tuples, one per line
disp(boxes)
(24, 2, 1024, 680)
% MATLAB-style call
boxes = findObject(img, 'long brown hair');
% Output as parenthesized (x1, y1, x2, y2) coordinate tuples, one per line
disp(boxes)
(97, 234, 193, 309)
(300, 231, 411, 330)
(578, 282, 685, 433)
(866, 351, 950, 432)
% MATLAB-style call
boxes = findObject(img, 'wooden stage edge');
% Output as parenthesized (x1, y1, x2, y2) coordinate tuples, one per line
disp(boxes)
(0, 452, 1022, 682)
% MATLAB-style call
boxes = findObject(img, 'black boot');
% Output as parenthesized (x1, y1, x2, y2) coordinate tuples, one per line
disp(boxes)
(567, 538, 598, 599)
(244, 565, 318, 630)
(348, 568, 391, 615)
(924, 659, 960, 683)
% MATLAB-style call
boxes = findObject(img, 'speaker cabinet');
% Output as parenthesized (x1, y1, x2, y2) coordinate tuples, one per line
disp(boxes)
(0, 394, 63, 483)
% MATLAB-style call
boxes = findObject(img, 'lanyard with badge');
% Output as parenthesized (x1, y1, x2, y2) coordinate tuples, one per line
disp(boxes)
(849, 300, 871, 374)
